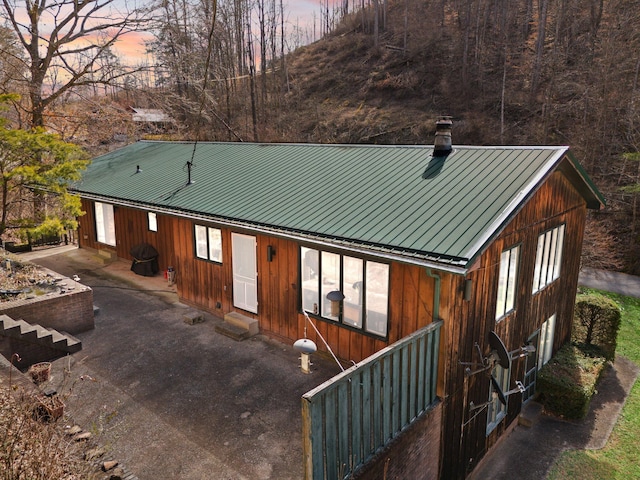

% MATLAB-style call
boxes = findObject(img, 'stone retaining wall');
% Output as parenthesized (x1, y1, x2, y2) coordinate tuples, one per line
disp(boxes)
(0, 269, 94, 335)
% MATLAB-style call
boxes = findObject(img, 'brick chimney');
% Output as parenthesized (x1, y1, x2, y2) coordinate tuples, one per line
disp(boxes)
(433, 116, 452, 156)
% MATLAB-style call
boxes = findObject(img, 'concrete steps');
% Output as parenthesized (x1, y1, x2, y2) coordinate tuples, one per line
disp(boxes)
(215, 312, 259, 341)
(93, 249, 117, 265)
(0, 314, 82, 354)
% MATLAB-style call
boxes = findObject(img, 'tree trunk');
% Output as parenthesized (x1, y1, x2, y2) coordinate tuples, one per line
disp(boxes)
(531, 0, 549, 99)
(373, 0, 379, 49)
(246, 20, 259, 141)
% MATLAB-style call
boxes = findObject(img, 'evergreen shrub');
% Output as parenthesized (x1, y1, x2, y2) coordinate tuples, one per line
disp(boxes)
(573, 293, 621, 361)
(537, 343, 606, 419)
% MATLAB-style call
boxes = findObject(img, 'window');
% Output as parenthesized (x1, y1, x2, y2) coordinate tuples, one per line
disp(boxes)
(522, 330, 539, 404)
(487, 363, 510, 434)
(538, 314, 556, 369)
(532, 225, 565, 293)
(300, 246, 389, 337)
(365, 262, 390, 336)
(148, 212, 157, 232)
(94, 202, 116, 246)
(496, 245, 519, 320)
(194, 224, 222, 263)
(343, 256, 363, 328)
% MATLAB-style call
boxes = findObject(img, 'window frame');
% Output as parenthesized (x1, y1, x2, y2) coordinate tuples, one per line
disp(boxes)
(486, 362, 510, 435)
(495, 244, 520, 321)
(94, 201, 116, 246)
(537, 313, 556, 370)
(147, 212, 158, 232)
(532, 224, 565, 294)
(299, 245, 390, 339)
(194, 224, 223, 263)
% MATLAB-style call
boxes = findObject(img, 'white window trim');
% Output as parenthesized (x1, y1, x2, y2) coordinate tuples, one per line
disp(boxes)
(300, 246, 390, 338)
(94, 202, 116, 246)
(496, 245, 519, 320)
(486, 363, 510, 435)
(194, 224, 222, 263)
(538, 314, 556, 369)
(148, 212, 157, 232)
(532, 225, 565, 294)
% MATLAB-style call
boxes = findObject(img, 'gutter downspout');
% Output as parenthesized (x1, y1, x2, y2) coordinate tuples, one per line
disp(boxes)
(426, 268, 441, 321)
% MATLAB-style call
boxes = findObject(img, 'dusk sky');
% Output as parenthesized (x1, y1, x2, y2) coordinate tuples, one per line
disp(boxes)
(111, 0, 326, 65)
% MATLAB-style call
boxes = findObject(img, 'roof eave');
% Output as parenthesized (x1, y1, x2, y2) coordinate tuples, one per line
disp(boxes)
(460, 147, 569, 269)
(460, 148, 605, 270)
(72, 191, 469, 275)
(559, 151, 606, 210)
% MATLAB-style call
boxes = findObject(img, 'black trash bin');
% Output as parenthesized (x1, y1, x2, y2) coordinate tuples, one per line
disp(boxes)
(130, 243, 159, 277)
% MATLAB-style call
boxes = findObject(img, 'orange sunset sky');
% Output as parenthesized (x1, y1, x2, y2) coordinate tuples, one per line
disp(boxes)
(109, 0, 328, 65)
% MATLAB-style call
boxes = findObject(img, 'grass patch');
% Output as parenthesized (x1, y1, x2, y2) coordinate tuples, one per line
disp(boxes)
(548, 290, 640, 479)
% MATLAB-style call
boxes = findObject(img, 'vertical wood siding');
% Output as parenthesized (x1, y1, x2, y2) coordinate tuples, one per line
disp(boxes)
(439, 171, 589, 479)
(77, 199, 176, 271)
(78, 198, 441, 363)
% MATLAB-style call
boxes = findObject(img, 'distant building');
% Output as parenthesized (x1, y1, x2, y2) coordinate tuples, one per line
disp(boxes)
(128, 107, 171, 124)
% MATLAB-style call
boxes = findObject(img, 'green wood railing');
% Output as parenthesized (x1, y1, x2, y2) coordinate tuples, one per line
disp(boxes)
(302, 321, 442, 479)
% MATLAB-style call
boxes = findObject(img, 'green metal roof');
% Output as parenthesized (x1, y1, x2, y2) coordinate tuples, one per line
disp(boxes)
(73, 141, 604, 272)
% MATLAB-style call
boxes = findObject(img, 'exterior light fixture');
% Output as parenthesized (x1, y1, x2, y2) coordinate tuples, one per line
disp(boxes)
(326, 290, 345, 317)
(464, 279, 473, 301)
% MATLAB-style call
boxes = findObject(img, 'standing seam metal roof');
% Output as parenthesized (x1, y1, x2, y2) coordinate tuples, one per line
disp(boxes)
(72, 141, 604, 270)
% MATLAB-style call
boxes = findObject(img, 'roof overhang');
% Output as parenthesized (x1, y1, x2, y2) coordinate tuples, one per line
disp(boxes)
(558, 151, 606, 210)
(74, 191, 469, 275)
(460, 148, 605, 270)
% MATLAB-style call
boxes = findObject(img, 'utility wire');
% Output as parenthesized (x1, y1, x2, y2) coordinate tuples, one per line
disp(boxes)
(187, 0, 224, 171)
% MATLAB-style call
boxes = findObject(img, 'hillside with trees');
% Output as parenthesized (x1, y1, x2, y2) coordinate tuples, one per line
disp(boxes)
(1, 0, 639, 272)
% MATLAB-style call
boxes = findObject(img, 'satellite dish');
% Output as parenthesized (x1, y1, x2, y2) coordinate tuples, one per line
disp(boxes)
(490, 375, 507, 406)
(489, 331, 511, 369)
(293, 338, 317, 354)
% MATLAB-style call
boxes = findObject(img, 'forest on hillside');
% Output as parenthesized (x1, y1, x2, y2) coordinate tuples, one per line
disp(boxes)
(1, 0, 639, 272)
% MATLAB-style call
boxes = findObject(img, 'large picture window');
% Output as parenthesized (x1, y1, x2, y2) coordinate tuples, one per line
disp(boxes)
(300, 246, 389, 337)
(94, 202, 116, 246)
(496, 245, 519, 320)
(195, 225, 222, 263)
(532, 225, 565, 293)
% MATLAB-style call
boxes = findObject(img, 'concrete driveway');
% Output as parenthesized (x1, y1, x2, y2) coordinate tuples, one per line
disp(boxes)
(579, 267, 640, 298)
(30, 247, 341, 480)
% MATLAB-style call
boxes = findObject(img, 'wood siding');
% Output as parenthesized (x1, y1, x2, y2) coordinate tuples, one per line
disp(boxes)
(77, 199, 175, 271)
(77, 199, 440, 364)
(439, 171, 588, 479)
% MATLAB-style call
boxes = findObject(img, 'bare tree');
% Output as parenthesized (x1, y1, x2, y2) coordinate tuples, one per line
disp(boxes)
(0, 0, 150, 128)
(0, 26, 24, 95)
(530, 0, 549, 98)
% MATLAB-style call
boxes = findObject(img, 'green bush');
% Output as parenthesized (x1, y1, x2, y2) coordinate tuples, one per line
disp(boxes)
(573, 293, 622, 361)
(537, 344, 607, 419)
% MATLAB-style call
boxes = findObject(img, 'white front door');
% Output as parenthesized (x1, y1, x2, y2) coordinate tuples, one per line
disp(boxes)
(232, 233, 258, 313)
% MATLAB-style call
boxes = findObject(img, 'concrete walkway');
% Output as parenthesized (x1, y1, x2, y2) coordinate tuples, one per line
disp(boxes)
(579, 267, 640, 298)
(470, 267, 640, 480)
(11, 246, 640, 479)
(16, 245, 341, 480)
